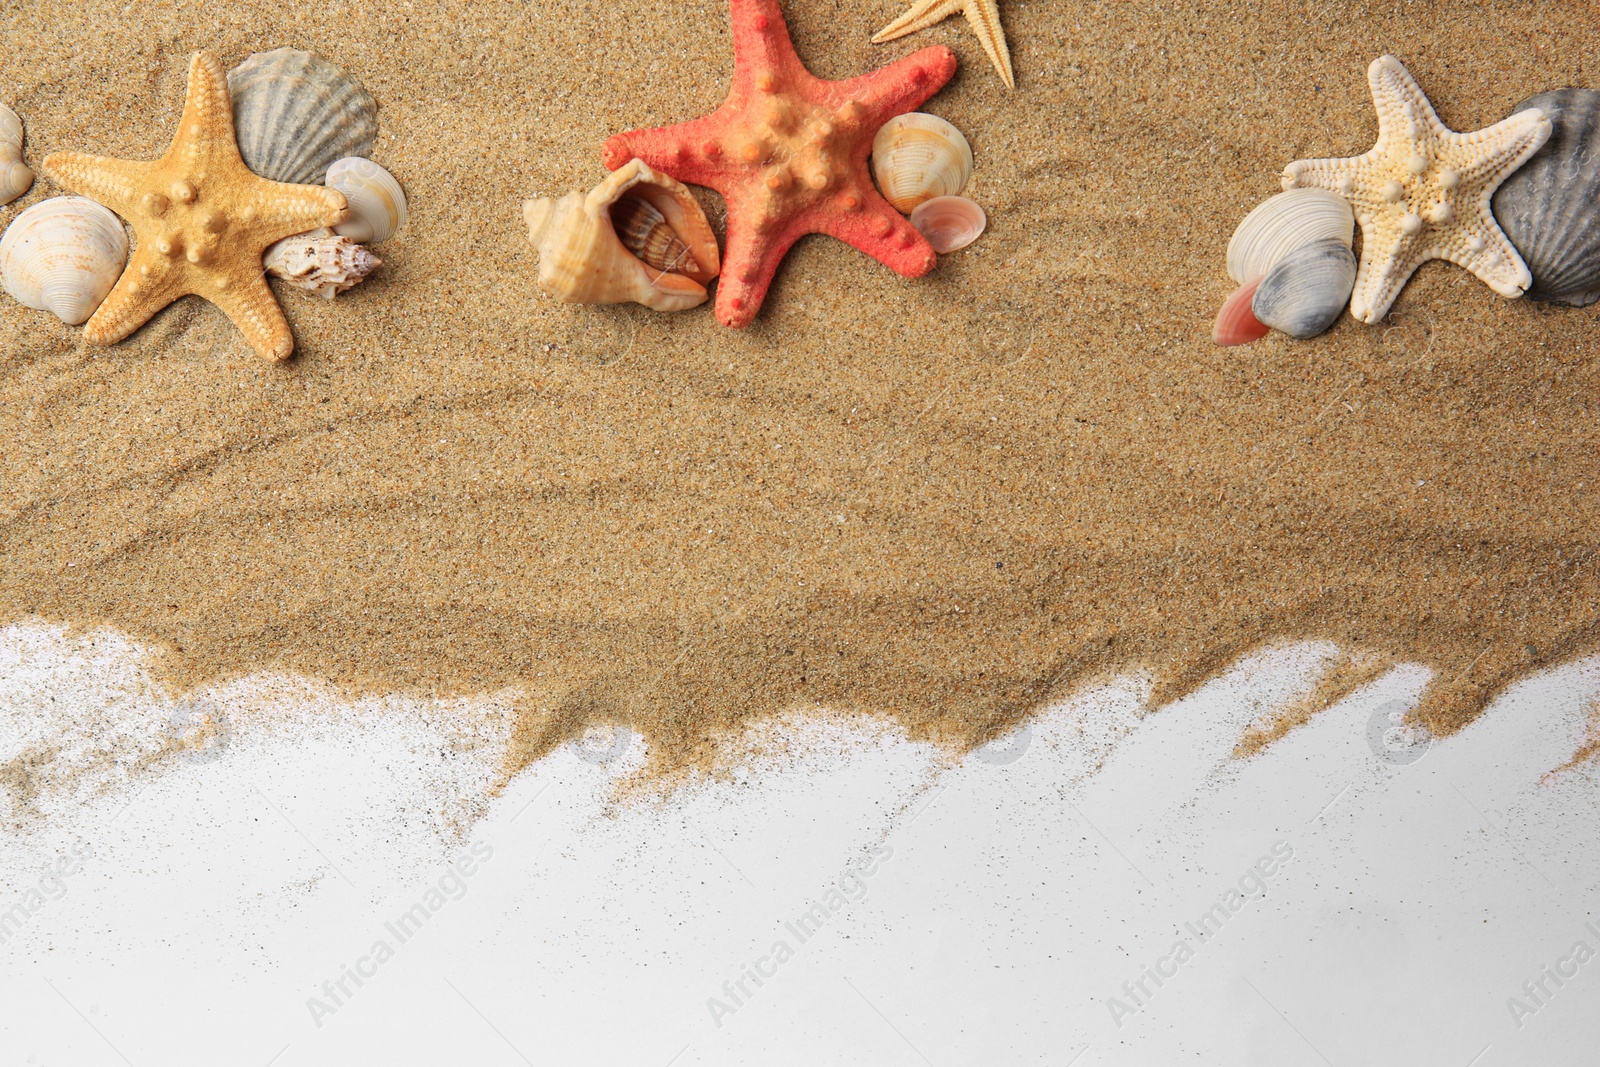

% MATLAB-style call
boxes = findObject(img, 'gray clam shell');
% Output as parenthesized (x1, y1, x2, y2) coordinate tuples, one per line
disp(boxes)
(1492, 89, 1600, 307)
(1251, 238, 1356, 339)
(228, 48, 377, 185)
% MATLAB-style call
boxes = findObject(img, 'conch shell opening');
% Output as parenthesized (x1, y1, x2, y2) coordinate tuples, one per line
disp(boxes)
(523, 159, 720, 313)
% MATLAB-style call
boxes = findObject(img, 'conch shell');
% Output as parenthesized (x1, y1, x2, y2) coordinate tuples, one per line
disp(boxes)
(523, 159, 720, 313)
(263, 229, 380, 299)
(0, 103, 34, 206)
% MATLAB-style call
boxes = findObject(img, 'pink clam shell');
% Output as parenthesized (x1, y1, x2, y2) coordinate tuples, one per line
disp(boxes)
(1212, 278, 1269, 346)
(909, 195, 987, 253)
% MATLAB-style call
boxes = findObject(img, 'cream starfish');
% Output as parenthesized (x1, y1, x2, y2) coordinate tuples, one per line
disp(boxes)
(1281, 55, 1551, 324)
(873, 0, 1013, 90)
(43, 52, 349, 361)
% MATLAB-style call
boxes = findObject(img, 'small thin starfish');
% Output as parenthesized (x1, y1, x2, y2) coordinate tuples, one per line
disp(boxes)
(43, 52, 349, 361)
(1281, 55, 1551, 323)
(603, 0, 957, 327)
(873, 0, 1013, 90)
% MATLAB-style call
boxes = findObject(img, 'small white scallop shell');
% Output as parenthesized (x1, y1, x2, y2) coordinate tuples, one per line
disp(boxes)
(228, 48, 378, 185)
(325, 157, 407, 243)
(0, 103, 34, 206)
(0, 196, 129, 325)
(909, 195, 986, 253)
(264, 229, 381, 299)
(1226, 189, 1353, 284)
(871, 112, 974, 215)
(1251, 238, 1357, 339)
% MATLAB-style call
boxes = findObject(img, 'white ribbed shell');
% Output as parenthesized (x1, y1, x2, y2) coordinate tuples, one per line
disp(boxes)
(871, 113, 974, 215)
(326, 157, 407, 243)
(0, 196, 129, 325)
(1226, 189, 1353, 284)
(0, 103, 34, 206)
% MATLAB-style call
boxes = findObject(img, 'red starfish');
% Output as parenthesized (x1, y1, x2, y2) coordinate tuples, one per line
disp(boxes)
(602, 0, 957, 327)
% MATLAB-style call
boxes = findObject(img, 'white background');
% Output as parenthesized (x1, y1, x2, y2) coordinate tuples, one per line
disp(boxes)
(1, 621, 1597, 1066)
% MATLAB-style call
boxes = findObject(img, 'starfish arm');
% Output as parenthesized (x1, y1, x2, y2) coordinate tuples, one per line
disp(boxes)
(41, 153, 156, 218)
(1348, 225, 1422, 324)
(248, 181, 351, 247)
(961, 0, 1014, 89)
(1367, 55, 1449, 152)
(81, 248, 183, 346)
(1455, 108, 1553, 189)
(714, 207, 802, 328)
(813, 200, 939, 278)
(1436, 208, 1536, 299)
(213, 272, 296, 361)
(601, 113, 744, 194)
(871, 0, 966, 42)
(834, 45, 959, 119)
(170, 52, 238, 172)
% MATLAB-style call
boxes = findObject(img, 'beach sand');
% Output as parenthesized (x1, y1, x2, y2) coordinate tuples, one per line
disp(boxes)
(0, 0, 1595, 779)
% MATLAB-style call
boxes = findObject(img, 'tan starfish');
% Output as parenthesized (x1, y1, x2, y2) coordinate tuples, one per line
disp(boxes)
(42, 52, 349, 361)
(872, 0, 1013, 90)
(1281, 55, 1551, 324)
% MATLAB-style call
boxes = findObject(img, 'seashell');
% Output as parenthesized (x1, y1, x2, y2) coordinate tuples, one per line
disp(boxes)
(1251, 238, 1357, 339)
(228, 48, 378, 185)
(1226, 188, 1353, 285)
(0, 103, 33, 206)
(263, 229, 380, 299)
(326, 156, 406, 243)
(1212, 277, 1269, 346)
(871, 112, 974, 214)
(1493, 89, 1600, 306)
(611, 194, 701, 275)
(523, 159, 720, 313)
(909, 195, 986, 253)
(0, 196, 128, 325)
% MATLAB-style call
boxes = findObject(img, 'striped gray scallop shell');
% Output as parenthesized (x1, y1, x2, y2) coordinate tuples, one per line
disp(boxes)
(1492, 89, 1600, 307)
(228, 48, 378, 185)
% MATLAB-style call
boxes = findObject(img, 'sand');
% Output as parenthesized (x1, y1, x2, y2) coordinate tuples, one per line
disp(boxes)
(0, 0, 1595, 779)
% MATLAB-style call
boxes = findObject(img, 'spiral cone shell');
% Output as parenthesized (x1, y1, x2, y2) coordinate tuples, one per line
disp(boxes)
(264, 230, 381, 299)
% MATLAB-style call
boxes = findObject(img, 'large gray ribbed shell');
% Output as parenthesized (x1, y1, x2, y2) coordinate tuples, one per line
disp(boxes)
(228, 48, 377, 185)
(1492, 89, 1600, 307)
(1251, 238, 1356, 339)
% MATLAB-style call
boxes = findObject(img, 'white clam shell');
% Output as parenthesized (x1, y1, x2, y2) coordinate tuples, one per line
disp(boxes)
(1251, 238, 1357, 339)
(1226, 188, 1353, 284)
(0, 196, 129, 325)
(229, 48, 378, 185)
(0, 103, 34, 206)
(871, 112, 974, 215)
(909, 195, 986, 253)
(326, 157, 407, 244)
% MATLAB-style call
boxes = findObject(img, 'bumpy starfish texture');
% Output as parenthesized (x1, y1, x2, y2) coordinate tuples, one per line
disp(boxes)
(602, 0, 957, 327)
(1281, 55, 1551, 324)
(873, 0, 1012, 90)
(43, 52, 349, 361)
